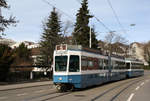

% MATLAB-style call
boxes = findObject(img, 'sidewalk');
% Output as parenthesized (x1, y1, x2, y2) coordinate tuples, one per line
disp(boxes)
(0, 80, 53, 91)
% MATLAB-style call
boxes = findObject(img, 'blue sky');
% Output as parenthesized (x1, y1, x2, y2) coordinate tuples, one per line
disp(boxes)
(2, 0, 150, 43)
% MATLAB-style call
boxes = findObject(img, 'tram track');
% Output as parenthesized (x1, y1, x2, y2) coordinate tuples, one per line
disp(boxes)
(24, 90, 57, 101)
(40, 92, 72, 101)
(25, 75, 149, 101)
(91, 76, 145, 101)
(24, 89, 72, 101)
(109, 74, 150, 101)
(109, 79, 141, 101)
(28, 78, 143, 101)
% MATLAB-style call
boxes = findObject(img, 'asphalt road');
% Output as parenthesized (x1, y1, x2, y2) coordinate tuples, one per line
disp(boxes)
(0, 71, 150, 101)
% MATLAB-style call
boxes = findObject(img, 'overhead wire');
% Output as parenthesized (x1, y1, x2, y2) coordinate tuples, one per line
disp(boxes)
(42, 0, 76, 40)
(44, 0, 113, 33)
(74, 0, 113, 32)
(42, 0, 75, 21)
(43, 0, 118, 34)
(93, 16, 112, 32)
(106, 0, 126, 33)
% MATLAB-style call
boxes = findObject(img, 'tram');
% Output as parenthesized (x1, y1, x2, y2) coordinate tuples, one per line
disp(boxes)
(125, 59, 144, 77)
(53, 44, 144, 92)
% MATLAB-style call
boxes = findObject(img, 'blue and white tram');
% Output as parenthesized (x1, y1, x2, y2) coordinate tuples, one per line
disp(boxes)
(53, 44, 144, 92)
(110, 57, 126, 81)
(125, 59, 144, 77)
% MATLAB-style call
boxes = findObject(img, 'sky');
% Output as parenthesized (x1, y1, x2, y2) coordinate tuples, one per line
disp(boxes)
(2, 0, 150, 43)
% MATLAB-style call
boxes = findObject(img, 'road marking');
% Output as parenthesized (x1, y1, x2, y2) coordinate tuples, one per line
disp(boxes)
(35, 90, 46, 93)
(127, 93, 135, 101)
(17, 93, 27, 96)
(135, 86, 140, 91)
(140, 82, 144, 86)
(0, 96, 7, 100)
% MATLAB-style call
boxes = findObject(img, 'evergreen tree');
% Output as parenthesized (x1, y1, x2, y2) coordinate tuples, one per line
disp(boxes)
(0, 0, 16, 35)
(73, 0, 98, 48)
(13, 43, 32, 66)
(91, 27, 98, 49)
(0, 44, 14, 81)
(39, 8, 62, 69)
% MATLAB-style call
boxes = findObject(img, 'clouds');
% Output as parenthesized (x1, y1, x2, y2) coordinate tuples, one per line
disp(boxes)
(3, 0, 150, 43)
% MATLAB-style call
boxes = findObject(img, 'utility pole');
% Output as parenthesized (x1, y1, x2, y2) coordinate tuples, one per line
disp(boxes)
(0, 7, 2, 30)
(89, 18, 92, 48)
(89, 26, 92, 48)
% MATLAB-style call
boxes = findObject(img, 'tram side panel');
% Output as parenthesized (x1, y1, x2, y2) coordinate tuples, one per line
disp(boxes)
(79, 54, 127, 88)
(125, 61, 144, 78)
(79, 53, 110, 88)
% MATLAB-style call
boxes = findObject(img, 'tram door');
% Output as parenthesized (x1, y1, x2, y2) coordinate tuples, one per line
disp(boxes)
(69, 55, 80, 72)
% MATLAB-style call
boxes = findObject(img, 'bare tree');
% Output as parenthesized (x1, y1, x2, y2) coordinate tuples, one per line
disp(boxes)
(61, 20, 74, 44)
(104, 31, 128, 56)
(103, 31, 128, 72)
(143, 41, 150, 65)
(62, 20, 73, 36)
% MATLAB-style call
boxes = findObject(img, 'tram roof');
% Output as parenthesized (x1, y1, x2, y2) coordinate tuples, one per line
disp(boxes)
(125, 58, 143, 64)
(56, 44, 102, 54)
(55, 44, 125, 60)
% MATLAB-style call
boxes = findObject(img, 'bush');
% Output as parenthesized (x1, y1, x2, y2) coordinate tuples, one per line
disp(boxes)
(0, 64, 10, 81)
(143, 66, 150, 70)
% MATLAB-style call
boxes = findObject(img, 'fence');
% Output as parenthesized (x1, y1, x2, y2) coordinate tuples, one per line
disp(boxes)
(7, 71, 52, 82)
(6, 65, 53, 82)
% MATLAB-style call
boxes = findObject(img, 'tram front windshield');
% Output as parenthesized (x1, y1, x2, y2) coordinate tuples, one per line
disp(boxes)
(55, 56, 68, 72)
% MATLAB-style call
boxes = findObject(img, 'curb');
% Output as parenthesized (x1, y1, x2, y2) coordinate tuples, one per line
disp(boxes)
(0, 82, 53, 91)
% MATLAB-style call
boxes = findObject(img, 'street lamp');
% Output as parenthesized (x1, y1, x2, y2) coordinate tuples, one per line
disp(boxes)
(130, 24, 136, 27)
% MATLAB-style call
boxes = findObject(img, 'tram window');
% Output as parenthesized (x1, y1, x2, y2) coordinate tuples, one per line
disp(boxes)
(55, 56, 67, 71)
(111, 61, 116, 69)
(135, 63, 141, 69)
(115, 61, 123, 69)
(135, 63, 138, 69)
(132, 63, 135, 69)
(111, 61, 113, 67)
(81, 60, 88, 70)
(104, 59, 108, 69)
(88, 61, 94, 67)
(99, 59, 103, 69)
(113, 61, 117, 69)
(115, 61, 119, 69)
(69, 55, 80, 72)
(118, 62, 121, 69)
(82, 60, 88, 67)
(120, 62, 125, 69)
(132, 63, 137, 69)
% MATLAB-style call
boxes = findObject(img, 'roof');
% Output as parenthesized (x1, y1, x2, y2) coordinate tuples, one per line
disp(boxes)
(31, 48, 41, 56)
(131, 42, 144, 47)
